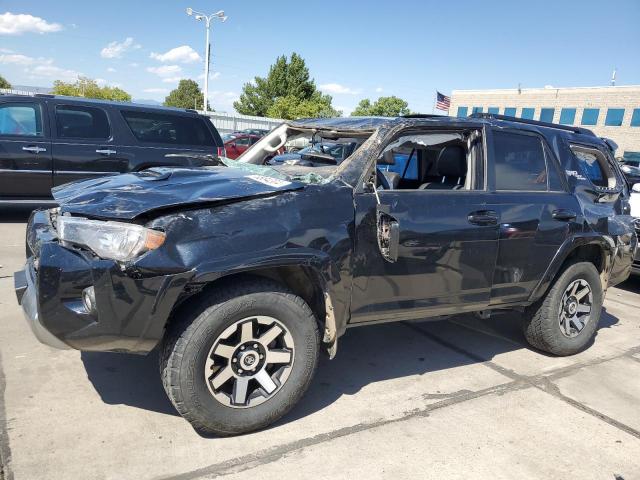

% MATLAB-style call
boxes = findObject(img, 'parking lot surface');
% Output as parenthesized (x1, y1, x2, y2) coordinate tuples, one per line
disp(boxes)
(1, 209, 639, 480)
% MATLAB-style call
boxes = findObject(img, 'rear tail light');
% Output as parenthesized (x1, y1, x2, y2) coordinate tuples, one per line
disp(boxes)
(217, 147, 226, 158)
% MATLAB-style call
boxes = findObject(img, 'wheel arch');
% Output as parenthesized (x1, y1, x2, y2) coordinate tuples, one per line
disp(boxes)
(529, 235, 614, 303)
(168, 254, 346, 358)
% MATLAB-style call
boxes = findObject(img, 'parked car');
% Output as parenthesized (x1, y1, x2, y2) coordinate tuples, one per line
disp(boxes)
(619, 160, 640, 186)
(222, 133, 262, 159)
(241, 128, 270, 136)
(15, 113, 637, 436)
(0, 94, 224, 204)
(268, 141, 359, 166)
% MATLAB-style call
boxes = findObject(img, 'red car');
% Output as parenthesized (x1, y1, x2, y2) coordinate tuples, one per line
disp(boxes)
(223, 133, 262, 159)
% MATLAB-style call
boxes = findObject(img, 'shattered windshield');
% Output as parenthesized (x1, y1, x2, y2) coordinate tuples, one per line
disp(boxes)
(232, 123, 374, 184)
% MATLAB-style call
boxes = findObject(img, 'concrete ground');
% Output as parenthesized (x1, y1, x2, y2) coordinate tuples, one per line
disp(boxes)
(1, 208, 639, 480)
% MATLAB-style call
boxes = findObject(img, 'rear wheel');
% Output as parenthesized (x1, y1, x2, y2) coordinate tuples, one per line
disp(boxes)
(522, 261, 603, 356)
(160, 277, 320, 436)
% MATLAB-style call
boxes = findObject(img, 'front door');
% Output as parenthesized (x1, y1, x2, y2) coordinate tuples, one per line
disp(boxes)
(350, 128, 500, 324)
(0, 100, 52, 197)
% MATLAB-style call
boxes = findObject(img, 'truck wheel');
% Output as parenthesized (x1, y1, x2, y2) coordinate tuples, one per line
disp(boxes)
(522, 261, 603, 356)
(160, 277, 320, 436)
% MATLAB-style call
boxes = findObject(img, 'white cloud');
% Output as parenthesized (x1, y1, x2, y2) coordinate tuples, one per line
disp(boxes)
(0, 51, 80, 81)
(161, 76, 183, 84)
(147, 65, 182, 77)
(95, 78, 107, 86)
(150, 45, 201, 64)
(129, 62, 139, 68)
(107, 67, 116, 73)
(100, 37, 141, 59)
(375, 87, 384, 93)
(143, 87, 168, 94)
(0, 53, 44, 65)
(319, 83, 361, 95)
(29, 64, 81, 82)
(0, 13, 62, 35)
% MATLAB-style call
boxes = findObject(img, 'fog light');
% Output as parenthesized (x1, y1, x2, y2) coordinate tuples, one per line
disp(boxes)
(82, 286, 96, 313)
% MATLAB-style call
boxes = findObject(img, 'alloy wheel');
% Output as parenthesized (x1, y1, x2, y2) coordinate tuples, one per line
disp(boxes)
(558, 279, 593, 338)
(204, 316, 294, 408)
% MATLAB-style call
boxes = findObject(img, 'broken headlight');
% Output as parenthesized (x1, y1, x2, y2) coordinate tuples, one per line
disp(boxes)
(57, 216, 165, 261)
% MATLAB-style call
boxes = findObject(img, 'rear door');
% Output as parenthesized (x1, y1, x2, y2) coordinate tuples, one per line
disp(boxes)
(118, 109, 219, 168)
(487, 128, 579, 304)
(0, 99, 52, 197)
(51, 102, 129, 187)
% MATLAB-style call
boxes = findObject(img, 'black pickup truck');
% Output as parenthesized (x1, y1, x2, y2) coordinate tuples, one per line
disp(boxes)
(15, 113, 637, 436)
(0, 94, 223, 204)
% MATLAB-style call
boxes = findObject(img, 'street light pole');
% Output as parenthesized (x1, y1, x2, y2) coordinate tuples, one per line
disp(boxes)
(203, 18, 211, 112)
(186, 8, 227, 113)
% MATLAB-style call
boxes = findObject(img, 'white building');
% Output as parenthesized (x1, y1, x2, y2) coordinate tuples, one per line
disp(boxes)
(449, 85, 640, 160)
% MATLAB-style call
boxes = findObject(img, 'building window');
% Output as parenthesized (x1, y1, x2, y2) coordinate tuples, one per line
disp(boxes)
(472, 106, 483, 114)
(457, 106, 468, 117)
(503, 107, 517, 117)
(539, 108, 554, 122)
(521, 108, 535, 119)
(559, 108, 576, 125)
(581, 108, 599, 126)
(630, 109, 640, 127)
(604, 108, 625, 126)
(488, 107, 499, 114)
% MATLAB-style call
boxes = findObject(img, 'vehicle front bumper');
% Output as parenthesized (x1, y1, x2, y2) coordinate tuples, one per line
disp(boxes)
(14, 210, 194, 353)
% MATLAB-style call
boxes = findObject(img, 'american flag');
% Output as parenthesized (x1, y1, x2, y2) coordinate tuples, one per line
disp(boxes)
(435, 91, 450, 111)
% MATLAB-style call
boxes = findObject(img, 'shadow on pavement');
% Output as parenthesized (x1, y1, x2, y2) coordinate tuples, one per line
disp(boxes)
(81, 349, 179, 416)
(615, 275, 640, 294)
(80, 308, 621, 428)
(0, 206, 36, 223)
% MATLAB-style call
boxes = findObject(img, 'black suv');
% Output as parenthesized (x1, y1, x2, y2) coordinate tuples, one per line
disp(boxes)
(0, 94, 223, 204)
(14, 114, 637, 436)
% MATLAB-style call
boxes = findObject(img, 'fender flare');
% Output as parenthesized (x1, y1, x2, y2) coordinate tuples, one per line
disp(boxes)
(190, 248, 346, 358)
(528, 234, 616, 303)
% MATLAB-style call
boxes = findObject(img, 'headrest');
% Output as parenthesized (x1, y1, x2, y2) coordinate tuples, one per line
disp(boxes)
(437, 146, 467, 177)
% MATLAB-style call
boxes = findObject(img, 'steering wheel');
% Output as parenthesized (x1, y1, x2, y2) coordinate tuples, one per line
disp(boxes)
(376, 168, 391, 190)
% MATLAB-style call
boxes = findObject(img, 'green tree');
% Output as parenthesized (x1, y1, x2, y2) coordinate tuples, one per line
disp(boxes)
(0, 74, 11, 89)
(234, 52, 338, 119)
(351, 96, 411, 117)
(164, 79, 210, 110)
(52, 77, 131, 101)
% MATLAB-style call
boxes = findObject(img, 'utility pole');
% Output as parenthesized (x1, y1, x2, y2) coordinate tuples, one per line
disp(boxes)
(611, 68, 617, 86)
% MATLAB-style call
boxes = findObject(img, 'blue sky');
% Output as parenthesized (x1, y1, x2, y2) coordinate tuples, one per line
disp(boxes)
(1, 0, 639, 114)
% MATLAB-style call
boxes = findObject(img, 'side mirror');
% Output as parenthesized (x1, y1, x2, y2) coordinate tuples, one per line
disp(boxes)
(632, 183, 640, 193)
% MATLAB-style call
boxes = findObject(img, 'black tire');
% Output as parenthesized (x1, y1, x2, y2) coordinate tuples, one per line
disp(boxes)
(522, 261, 603, 356)
(160, 277, 320, 436)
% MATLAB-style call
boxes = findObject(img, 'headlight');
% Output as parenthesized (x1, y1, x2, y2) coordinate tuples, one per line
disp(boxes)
(57, 216, 166, 261)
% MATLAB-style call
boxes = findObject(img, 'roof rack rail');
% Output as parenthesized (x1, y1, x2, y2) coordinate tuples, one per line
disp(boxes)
(402, 113, 446, 119)
(34, 93, 55, 98)
(470, 112, 595, 136)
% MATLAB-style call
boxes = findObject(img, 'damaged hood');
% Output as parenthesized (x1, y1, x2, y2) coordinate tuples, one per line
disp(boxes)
(52, 166, 305, 220)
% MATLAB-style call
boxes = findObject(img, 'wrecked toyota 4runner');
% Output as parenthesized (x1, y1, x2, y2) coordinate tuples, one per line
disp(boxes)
(14, 114, 637, 435)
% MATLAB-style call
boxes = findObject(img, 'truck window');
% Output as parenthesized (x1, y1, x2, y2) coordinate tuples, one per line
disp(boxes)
(56, 105, 110, 139)
(492, 131, 547, 191)
(121, 110, 215, 146)
(570, 144, 618, 189)
(0, 103, 43, 136)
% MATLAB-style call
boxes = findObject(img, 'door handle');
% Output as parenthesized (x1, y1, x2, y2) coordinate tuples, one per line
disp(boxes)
(96, 149, 117, 155)
(22, 146, 47, 154)
(468, 210, 498, 226)
(552, 209, 577, 221)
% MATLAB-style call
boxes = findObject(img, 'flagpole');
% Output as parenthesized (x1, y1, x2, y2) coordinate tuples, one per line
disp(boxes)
(431, 90, 437, 114)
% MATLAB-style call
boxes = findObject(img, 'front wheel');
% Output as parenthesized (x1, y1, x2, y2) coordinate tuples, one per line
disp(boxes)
(522, 261, 603, 356)
(160, 278, 320, 436)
